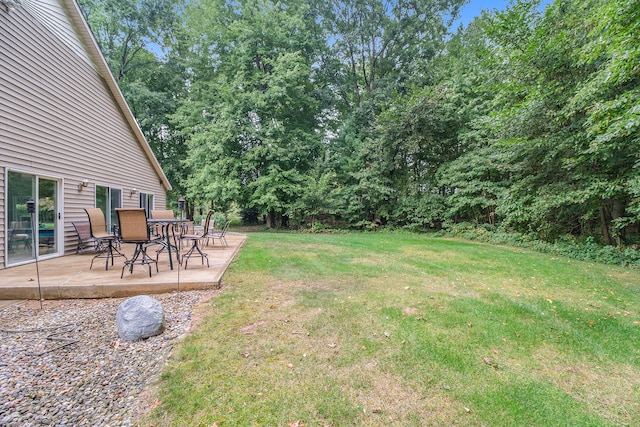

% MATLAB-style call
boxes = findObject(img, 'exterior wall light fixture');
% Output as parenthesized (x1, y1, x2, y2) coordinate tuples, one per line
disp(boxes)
(78, 179, 89, 190)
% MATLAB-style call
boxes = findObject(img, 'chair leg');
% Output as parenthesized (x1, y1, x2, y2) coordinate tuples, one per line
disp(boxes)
(182, 239, 209, 269)
(91, 238, 126, 270)
(121, 243, 158, 278)
(122, 244, 141, 278)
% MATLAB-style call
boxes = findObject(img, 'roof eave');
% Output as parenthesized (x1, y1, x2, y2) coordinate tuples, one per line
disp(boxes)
(62, 0, 173, 192)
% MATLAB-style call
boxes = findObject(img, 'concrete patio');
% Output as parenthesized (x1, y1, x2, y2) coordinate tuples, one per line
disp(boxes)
(0, 232, 246, 300)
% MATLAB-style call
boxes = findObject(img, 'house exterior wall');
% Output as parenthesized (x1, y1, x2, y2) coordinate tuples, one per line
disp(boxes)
(0, 3, 168, 268)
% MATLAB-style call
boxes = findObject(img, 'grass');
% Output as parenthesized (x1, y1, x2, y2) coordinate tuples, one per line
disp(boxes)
(144, 232, 640, 426)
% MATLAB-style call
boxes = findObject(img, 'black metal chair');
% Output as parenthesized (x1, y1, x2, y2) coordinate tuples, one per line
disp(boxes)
(180, 210, 214, 269)
(206, 220, 231, 248)
(72, 221, 97, 254)
(8, 222, 31, 252)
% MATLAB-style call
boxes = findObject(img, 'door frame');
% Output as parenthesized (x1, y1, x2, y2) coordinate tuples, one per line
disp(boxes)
(4, 168, 63, 266)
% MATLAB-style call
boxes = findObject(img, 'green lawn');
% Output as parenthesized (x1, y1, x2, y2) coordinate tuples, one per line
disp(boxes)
(145, 232, 640, 426)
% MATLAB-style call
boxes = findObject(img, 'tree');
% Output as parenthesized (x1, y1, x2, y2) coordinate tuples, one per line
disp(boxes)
(313, 0, 466, 109)
(177, 0, 326, 226)
(311, 0, 468, 227)
(78, 0, 180, 82)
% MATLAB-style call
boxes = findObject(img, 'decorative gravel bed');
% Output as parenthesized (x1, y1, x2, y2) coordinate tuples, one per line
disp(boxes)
(0, 290, 219, 427)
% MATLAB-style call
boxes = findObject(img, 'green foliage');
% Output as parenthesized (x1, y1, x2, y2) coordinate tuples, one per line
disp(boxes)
(203, 211, 225, 232)
(240, 207, 262, 226)
(446, 0, 640, 245)
(77, 0, 180, 81)
(81, 0, 640, 248)
(391, 191, 447, 231)
(439, 144, 509, 226)
(447, 224, 640, 267)
(177, 0, 325, 226)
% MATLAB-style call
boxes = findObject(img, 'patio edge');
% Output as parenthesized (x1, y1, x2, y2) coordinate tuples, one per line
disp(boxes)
(0, 234, 245, 300)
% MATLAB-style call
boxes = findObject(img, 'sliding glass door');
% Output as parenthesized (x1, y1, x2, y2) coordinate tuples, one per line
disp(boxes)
(6, 171, 61, 265)
(96, 185, 122, 232)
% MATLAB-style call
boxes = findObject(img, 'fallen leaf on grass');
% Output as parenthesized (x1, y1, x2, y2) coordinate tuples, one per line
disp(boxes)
(483, 357, 499, 369)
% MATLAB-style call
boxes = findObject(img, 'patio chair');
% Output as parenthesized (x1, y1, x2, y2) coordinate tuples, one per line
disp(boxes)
(180, 210, 214, 269)
(206, 220, 231, 248)
(150, 209, 180, 259)
(116, 208, 163, 278)
(72, 221, 97, 254)
(84, 208, 126, 270)
(150, 210, 174, 235)
(8, 221, 31, 252)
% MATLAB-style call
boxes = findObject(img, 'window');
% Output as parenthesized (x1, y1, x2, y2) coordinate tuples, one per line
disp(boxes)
(96, 186, 122, 232)
(139, 192, 154, 217)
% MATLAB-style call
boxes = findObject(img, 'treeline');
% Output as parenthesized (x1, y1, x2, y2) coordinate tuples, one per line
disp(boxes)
(79, 0, 640, 245)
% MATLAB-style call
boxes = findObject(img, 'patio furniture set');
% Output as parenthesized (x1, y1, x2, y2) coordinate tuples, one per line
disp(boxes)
(74, 208, 231, 278)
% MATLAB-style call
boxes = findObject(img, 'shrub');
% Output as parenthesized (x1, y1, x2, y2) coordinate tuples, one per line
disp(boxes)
(446, 225, 640, 267)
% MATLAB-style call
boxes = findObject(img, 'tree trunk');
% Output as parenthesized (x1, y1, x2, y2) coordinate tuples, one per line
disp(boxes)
(611, 199, 626, 246)
(600, 205, 613, 245)
(266, 210, 275, 229)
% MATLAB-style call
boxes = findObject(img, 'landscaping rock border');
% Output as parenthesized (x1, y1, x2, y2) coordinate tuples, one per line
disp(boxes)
(0, 290, 219, 427)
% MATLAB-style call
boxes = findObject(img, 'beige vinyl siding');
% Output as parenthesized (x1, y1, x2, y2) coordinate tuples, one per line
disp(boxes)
(1, 7, 166, 263)
(22, 0, 94, 69)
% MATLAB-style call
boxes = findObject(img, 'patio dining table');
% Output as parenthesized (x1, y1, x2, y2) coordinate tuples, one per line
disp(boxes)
(147, 218, 188, 270)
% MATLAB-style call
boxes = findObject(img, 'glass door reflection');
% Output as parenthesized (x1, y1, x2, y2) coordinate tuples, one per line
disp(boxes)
(7, 171, 60, 264)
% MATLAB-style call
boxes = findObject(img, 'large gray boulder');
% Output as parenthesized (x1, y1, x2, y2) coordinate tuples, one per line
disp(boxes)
(116, 295, 165, 341)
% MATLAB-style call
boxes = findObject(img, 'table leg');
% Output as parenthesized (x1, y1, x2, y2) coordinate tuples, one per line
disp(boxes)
(166, 225, 174, 270)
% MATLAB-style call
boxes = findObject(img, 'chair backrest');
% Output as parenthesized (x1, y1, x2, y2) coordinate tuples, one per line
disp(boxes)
(72, 221, 92, 241)
(202, 210, 215, 237)
(151, 209, 175, 219)
(220, 220, 231, 235)
(180, 220, 194, 236)
(85, 208, 109, 238)
(9, 220, 30, 230)
(116, 208, 150, 241)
